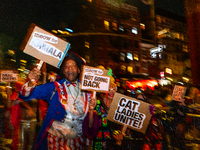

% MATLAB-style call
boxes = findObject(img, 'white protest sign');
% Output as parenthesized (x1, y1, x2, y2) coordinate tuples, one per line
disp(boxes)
(0, 70, 18, 82)
(171, 85, 186, 101)
(107, 93, 152, 133)
(20, 23, 70, 68)
(80, 66, 110, 92)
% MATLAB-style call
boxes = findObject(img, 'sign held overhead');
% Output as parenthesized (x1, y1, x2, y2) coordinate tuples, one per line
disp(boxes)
(20, 23, 70, 68)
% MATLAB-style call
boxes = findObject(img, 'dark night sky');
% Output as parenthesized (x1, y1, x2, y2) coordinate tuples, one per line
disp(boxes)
(0, 0, 185, 44)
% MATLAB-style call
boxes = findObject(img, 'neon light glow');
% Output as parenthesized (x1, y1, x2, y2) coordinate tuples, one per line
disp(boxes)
(65, 28, 73, 33)
(126, 79, 158, 90)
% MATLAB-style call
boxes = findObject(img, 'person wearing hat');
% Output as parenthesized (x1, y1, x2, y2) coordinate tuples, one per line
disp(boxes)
(82, 67, 124, 150)
(19, 51, 96, 150)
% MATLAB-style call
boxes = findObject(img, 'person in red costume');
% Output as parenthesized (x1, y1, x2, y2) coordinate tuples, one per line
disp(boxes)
(5, 82, 23, 150)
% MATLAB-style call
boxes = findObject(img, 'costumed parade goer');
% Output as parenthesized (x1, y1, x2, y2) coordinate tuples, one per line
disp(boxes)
(82, 67, 123, 150)
(4, 82, 22, 150)
(19, 51, 96, 150)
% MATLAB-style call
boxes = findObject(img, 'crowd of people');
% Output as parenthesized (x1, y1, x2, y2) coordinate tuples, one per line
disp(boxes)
(0, 50, 200, 150)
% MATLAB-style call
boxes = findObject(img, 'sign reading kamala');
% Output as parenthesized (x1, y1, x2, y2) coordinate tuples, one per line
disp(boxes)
(107, 93, 152, 133)
(0, 70, 18, 82)
(79, 66, 110, 92)
(20, 23, 70, 68)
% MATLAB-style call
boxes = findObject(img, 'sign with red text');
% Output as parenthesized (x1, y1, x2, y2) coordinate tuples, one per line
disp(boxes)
(79, 65, 110, 93)
(20, 23, 70, 68)
(0, 70, 18, 82)
(172, 85, 186, 101)
(107, 93, 152, 133)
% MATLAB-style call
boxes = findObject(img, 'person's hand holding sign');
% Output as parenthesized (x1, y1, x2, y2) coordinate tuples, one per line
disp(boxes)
(88, 96, 97, 128)
(28, 68, 41, 87)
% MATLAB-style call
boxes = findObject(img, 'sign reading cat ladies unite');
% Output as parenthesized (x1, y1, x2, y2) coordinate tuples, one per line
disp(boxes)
(107, 93, 152, 133)
(20, 23, 70, 68)
(0, 70, 18, 82)
(79, 66, 110, 92)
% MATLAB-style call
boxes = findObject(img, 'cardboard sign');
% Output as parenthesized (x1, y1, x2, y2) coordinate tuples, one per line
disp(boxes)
(107, 93, 152, 133)
(0, 70, 18, 82)
(172, 85, 186, 101)
(20, 23, 70, 68)
(79, 65, 110, 92)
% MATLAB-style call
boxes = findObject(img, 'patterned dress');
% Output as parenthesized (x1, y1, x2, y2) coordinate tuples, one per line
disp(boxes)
(83, 98, 111, 150)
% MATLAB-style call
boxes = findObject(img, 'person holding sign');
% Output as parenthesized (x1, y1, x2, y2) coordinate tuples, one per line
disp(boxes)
(82, 70, 123, 150)
(19, 51, 96, 150)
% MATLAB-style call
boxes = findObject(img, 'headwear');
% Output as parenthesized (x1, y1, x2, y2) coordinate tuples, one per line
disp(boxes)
(65, 51, 86, 70)
(60, 51, 86, 79)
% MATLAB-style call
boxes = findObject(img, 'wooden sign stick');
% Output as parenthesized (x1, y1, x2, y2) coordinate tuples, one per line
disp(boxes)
(37, 60, 44, 70)
(122, 125, 128, 136)
(93, 91, 96, 99)
(31, 60, 43, 84)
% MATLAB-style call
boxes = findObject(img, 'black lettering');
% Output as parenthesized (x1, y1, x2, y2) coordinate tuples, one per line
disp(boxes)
(94, 76, 108, 83)
(84, 75, 93, 80)
(119, 98, 126, 107)
(116, 106, 121, 113)
(128, 118, 134, 125)
(138, 121, 142, 129)
(125, 117, 129, 124)
(119, 114, 127, 123)
(88, 81, 92, 87)
(125, 100, 132, 109)
(48, 48, 53, 54)
(121, 108, 126, 115)
(132, 119, 139, 127)
(83, 80, 88, 86)
(126, 109, 132, 117)
(57, 52, 62, 59)
(131, 111, 135, 118)
(138, 114, 144, 121)
(95, 82, 100, 88)
(132, 101, 139, 111)
(132, 112, 139, 119)
(53, 49, 57, 56)
(114, 112, 120, 120)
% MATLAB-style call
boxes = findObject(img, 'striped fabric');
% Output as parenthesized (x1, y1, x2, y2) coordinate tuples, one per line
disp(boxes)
(47, 133, 84, 150)
(85, 137, 93, 146)
(21, 82, 35, 97)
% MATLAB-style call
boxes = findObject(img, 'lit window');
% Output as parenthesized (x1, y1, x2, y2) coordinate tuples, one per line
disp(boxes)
(165, 68, 172, 75)
(133, 53, 139, 61)
(121, 65, 126, 71)
(180, 34, 184, 41)
(174, 33, 180, 39)
(85, 41, 89, 48)
(162, 18, 166, 23)
(104, 20, 109, 30)
(140, 23, 145, 30)
(120, 52, 125, 61)
(183, 45, 188, 52)
(87, 0, 92, 2)
(127, 66, 133, 73)
(156, 16, 161, 23)
(112, 22, 117, 31)
(127, 52, 133, 60)
(85, 55, 90, 63)
(119, 25, 124, 31)
(132, 27, 137, 34)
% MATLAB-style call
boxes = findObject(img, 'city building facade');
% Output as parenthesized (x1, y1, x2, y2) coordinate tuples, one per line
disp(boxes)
(61, 0, 146, 77)
(141, 9, 191, 84)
